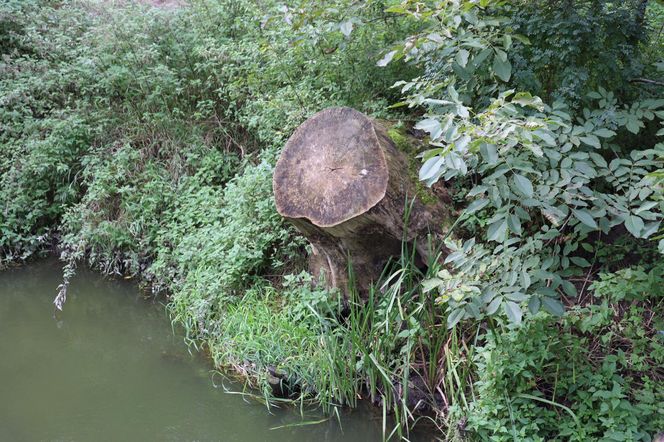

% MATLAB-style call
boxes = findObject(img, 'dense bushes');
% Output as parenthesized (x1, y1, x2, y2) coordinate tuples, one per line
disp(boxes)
(163, 158, 305, 333)
(0, 1, 95, 263)
(469, 286, 664, 441)
(1, 0, 662, 440)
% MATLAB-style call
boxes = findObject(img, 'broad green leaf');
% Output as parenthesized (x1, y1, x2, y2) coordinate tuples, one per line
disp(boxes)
(455, 49, 469, 67)
(521, 270, 531, 288)
(641, 221, 660, 238)
(480, 143, 499, 164)
(572, 209, 598, 229)
(635, 201, 658, 213)
(447, 85, 460, 102)
(415, 118, 442, 139)
(492, 55, 511, 82)
(541, 297, 564, 316)
(528, 296, 541, 314)
(589, 152, 607, 168)
(377, 50, 397, 67)
(472, 48, 493, 68)
(447, 308, 466, 329)
(487, 218, 507, 242)
(533, 130, 556, 146)
(513, 174, 534, 198)
(508, 213, 522, 235)
(506, 292, 528, 302)
(579, 135, 601, 149)
(494, 47, 508, 62)
(486, 297, 502, 315)
(513, 92, 543, 110)
(512, 34, 531, 45)
(561, 280, 577, 297)
(339, 20, 353, 37)
(466, 198, 490, 214)
(421, 277, 443, 293)
(626, 118, 641, 134)
(419, 156, 444, 181)
(504, 301, 522, 325)
(624, 215, 644, 237)
(466, 303, 481, 319)
(570, 257, 591, 267)
(594, 128, 616, 138)
(444, 251, 464, 264)
(468, 185, 488, 197)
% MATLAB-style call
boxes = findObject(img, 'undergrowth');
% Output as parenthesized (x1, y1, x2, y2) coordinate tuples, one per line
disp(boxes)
(1, 0, 663, 441)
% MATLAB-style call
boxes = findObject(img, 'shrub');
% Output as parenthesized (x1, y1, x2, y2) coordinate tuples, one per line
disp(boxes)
(467, 281, 664, 441)
(165, 159, 305, 336)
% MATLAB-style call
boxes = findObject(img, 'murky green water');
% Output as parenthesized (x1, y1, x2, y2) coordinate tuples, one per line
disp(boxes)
(0, 260, 409, 442)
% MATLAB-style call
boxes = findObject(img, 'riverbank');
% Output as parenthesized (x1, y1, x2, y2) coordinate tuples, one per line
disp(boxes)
(2, 1, 663, 440)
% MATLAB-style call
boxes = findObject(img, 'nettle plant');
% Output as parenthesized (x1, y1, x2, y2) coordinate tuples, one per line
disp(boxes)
(381, 0, 664, 327)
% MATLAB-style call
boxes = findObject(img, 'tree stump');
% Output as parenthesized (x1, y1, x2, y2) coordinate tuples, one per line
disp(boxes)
(273, 107, 450, 296)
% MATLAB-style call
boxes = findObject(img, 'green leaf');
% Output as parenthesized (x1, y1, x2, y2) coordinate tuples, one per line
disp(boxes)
(468, 185, 488, 197)
(504, 301, 522, 325)
(339, 20, 353, 37)
(419, 156, 444, 181)
(624, 215, 644, 237)
(528, 296, 541, 314)
(447, 308, 466, 329)
(579, 135, 601, 149)
(512, 92, 544, 110)
(513, 174, 534, 198)
(492, 55, 511, 82)
(508, 214, 522, 236)
(541, 297, 564, 316)
(506, 292, 528, 302)
(561, 280, 577, 297)
(377, 50, 397, 67)
(486, 297, 502, 315)
(593, 128, 616, 138)
(635, 201, 658, 214)
(589, 152, 608, 168)
(466, 198, 490, 214)
(626, 118, 641, 134)
(480, 143, 498, 164)
(570, 257, 591, 267)
(421, 277, 443, 293)
(487, 218, 507, 242)
(415, 118, 442, 138)
(494, 47, 508, 62)
(512, 34, 531, 45)
(385, 5, 407, 13)
(455, 49, 469, 68)
(573, 209, 598, 229)
(533, 130, 556, 146)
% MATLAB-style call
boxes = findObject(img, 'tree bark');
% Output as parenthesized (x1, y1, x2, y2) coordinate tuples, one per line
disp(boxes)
(273, 107, 450, 297)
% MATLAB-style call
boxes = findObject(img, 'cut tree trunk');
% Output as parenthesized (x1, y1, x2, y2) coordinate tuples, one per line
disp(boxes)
(273, 107, 450, 296)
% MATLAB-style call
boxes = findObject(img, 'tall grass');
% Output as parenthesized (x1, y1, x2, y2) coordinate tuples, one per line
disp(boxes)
(163, 198, 477, 440)
(294, 202, 478, 440)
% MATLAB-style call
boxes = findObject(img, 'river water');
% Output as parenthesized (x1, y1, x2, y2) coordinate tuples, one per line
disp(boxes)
(0, 260, 412, 442)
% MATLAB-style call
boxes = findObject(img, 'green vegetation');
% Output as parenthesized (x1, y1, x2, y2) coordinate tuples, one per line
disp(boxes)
(1, 0, 662, 440)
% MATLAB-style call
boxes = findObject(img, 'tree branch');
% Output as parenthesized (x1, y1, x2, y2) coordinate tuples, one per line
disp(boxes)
(630, 77, 664, 87)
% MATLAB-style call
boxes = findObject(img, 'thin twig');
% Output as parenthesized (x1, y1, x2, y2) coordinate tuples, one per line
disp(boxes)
(630, 78, 664, 87)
